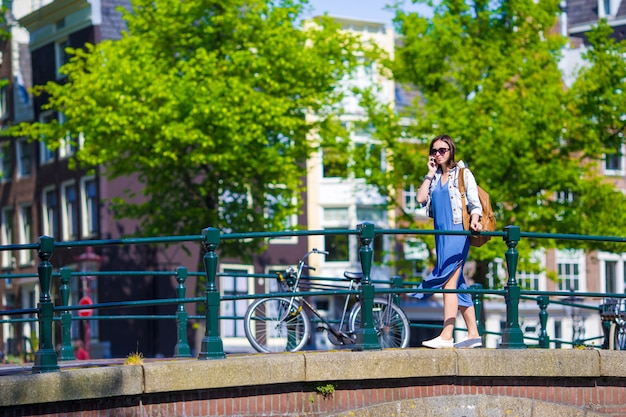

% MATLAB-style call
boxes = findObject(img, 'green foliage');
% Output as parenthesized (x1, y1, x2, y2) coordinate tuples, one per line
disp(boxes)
(353, 0, 626, 285)
(568, 20, 626, 159)
(314, 382, 336, 399)
(10, 0, 368, 258)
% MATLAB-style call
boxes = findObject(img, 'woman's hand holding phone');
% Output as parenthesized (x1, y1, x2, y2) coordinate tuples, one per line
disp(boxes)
(427, 156, 437, 175)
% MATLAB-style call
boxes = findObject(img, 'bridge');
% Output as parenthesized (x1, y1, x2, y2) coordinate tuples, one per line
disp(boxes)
(1, 225, 626, 416)
(1, 348, 625, 416)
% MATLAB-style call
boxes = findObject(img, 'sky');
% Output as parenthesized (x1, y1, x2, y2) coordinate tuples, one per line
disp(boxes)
(305, 0, 431, 27)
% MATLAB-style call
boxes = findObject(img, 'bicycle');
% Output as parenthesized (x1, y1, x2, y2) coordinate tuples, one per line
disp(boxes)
(601, 297, 626, 350)
(243, 248, 411, 353)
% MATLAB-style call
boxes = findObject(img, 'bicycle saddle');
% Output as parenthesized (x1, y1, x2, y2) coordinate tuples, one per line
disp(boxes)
(343, 271, 363, 281)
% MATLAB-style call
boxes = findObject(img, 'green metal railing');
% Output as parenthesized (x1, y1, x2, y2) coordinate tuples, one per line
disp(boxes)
(0, 223, 624, 373)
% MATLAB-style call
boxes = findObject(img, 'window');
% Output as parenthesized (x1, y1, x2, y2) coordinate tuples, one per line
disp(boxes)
(81, 177, 98, 237)
(1, 207, 14, 269)
(556, 249, 585, 291)
(323, 208, 350, 262)
(598, 252, 626, 293)
(42, 187, 59, 238)
(0, 142, 12, 182)
(606, 260, 617, 294)
(517, 251, 546, 291)
(518, 270, 542, 291)
(55, 39, 70, 79)
(16, 139, 32, 178)
(219, 265, 252, 338)
(62, 181, 78, 240)
(39, 111, 57, 164)
(58, 113, 80, 159)
(18, 204, 33, 266)
(0, 85, 8, 120)
(604, 144, 625, 175)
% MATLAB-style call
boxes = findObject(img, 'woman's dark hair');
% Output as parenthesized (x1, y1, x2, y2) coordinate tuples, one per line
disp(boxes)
(430, 134, 457, 169)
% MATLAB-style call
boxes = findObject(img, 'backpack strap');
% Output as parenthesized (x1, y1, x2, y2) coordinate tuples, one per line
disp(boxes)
(458, 167, 466, 197)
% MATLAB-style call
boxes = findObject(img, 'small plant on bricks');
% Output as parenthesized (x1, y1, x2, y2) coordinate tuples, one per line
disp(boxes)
(314, 383, 336, 399)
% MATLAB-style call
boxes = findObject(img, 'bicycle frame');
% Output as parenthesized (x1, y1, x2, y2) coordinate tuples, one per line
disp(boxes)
(244, 248, 411, 353)
(280, 249, 358, 345)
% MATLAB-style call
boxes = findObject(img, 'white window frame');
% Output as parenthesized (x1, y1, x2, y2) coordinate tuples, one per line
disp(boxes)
(42, 186, 59, 239)
(1, 207, 14, 269)
(556, 249, 586, 292)
(80, 176, 98, 238)
(16, 138, 32, 179)
(322, 206, 352, 264)
(55, 38, 70, 79)
(597, 251, 626, 294)
(17, 204, 33, 266)
(58, 113, 82, 159)
(61, 180, 78, 241)
(517, 250, 547, 292)
(219, 264, 254, 343)
(402, 183, 428, 218)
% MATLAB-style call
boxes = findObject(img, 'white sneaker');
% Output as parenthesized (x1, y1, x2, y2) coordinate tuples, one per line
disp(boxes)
(422, 336, 454, 349)
(453, 337, 483, 348)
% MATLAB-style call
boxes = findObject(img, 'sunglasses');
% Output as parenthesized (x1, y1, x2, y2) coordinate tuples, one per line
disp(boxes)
(430, 148, 450, 156)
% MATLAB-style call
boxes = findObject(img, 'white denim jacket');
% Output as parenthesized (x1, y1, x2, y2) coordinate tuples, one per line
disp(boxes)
(423, 160, 483, 225)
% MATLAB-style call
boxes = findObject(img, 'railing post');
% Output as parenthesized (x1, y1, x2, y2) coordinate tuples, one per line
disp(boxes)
(500, 225, 527, 349)
(199, 227, 225, 360)
(469, 283, 483, 337)
(59, 267, 75, 361)
(33, 236, 60, 372)
(391, 276, 403, 305)
(600, 300, 613, 349)
(537, 296, 550, 348)
(174, 266, 192, 357)
(353, 222, 380, 351)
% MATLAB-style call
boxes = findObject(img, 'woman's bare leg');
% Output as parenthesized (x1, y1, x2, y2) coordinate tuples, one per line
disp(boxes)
(459, 305, 480, 339)
(440, 266, 462, 340)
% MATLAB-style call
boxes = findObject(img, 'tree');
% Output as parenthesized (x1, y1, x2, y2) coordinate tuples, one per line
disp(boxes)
(567, 19, 626, 182)
(11, 0, 365, 257)
(354, 0, 626, 285)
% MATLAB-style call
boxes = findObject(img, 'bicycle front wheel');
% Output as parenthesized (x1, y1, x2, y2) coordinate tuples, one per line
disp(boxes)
(348, 297, 410, 349)
(244, 297, 311, 353)
(609, 322, 626, 350)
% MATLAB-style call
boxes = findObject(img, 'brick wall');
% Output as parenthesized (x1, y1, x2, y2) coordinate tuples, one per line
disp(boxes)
(6, 376, 626, 417)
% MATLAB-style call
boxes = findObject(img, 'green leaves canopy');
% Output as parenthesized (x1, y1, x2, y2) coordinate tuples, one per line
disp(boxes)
(356, 0, 626, 268)
(15, 0, 364, 255)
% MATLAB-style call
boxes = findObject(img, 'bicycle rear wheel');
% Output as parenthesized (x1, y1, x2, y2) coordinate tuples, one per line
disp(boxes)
(244, 297, 311, 353)
(348, 297, 410, 349)
(609, 322, 626, 350)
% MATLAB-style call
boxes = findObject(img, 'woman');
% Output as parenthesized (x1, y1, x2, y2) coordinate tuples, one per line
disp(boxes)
(414, 134, 483, 349)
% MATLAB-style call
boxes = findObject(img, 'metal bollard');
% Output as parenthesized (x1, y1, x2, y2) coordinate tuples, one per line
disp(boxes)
(198, 227, 225, 360)
(32, 236, 60, 372)
(59, 267, 76, 360)
(174, 266, 192, 357)
(537, 296, 550, 348)
(500, 226, 527, 349)
(353, 222, 380, 351)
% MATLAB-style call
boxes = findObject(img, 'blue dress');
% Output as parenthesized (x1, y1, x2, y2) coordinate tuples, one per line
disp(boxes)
(413, 178, 472, 307)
